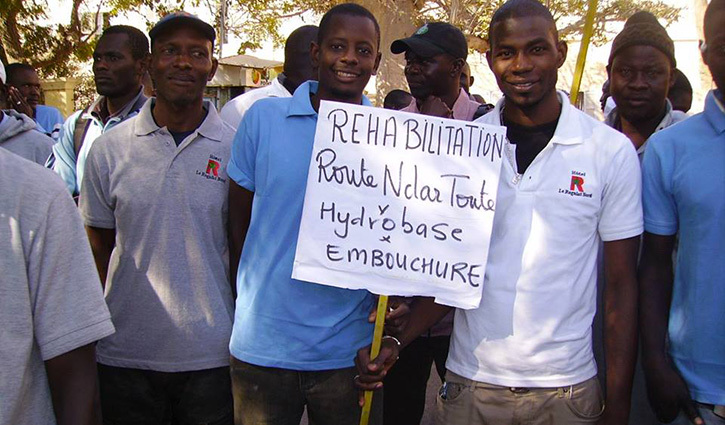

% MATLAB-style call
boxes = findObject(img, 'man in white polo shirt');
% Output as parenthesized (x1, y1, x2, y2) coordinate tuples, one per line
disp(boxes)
(356, 1, 642, 424)
(80, 12, 235, 424)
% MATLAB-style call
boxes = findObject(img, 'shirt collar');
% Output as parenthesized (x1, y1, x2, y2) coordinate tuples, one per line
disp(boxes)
(704, 89, 725, 134)
(86, 87, 147, 123)
(286, 81, 372, 117)
(493, 90, 579, 145)
(135, 98, 224, 142)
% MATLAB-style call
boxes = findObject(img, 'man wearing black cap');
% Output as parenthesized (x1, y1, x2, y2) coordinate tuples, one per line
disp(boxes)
(605, 11, 687, 158)
(80, 12, 235, 424)
(381, 22, 481, 425)
(391, 22, 481, 120)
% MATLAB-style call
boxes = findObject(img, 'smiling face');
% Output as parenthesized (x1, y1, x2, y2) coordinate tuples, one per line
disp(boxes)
(93, 33, 144, 99)
(311, 14, 381, 104)
(404, 51, 460, 101)
(151, 26, 217, 107)
(609, 45, 673, 124)
(488, 15, 566, 116)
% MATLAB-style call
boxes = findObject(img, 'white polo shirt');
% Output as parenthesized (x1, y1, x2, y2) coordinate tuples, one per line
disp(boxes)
(219, 76, 291, 128)
(447, 92, 643, 387)
(80, 99, 235, 372)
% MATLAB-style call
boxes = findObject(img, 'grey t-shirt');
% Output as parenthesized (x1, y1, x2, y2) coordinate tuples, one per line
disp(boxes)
(0, 149, 114, 425)
(80, 100, 235, 372)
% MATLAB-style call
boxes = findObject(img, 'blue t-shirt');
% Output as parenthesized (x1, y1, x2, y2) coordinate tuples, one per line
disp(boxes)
(642, 90, 725, 405)
(34, 105, 64, 140)
(227, 81, 375, 370)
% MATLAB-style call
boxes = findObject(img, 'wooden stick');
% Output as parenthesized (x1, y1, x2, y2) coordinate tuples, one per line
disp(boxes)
(570, 0, 599, 106)
(359, 295, 389, 425)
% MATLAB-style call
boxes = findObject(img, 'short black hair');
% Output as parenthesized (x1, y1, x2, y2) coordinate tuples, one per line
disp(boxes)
(704, 0, 725, 42)
(488, 0, 557, 44)
(383, 89, 413, 110)
(100, 25, 150, 60)
(318, 3, 380, 49)
(5, 63, 36, 84)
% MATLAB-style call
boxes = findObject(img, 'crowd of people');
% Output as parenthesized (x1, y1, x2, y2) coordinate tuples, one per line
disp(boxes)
(0, 0, 722, 424)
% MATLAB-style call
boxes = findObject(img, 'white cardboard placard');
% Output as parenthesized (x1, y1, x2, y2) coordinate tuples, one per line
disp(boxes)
(292, 100, 506, 309)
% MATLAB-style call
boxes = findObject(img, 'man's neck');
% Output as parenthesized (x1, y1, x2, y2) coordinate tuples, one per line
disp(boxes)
(152, 97, 206, 133)
(619, 109, 666, 150)
(311, 89, 362, 113)
(439, 87, 461, 110)
(279, 73, 299, 95)
(105, 86, 141, 118)
(503, 91, 562, 128)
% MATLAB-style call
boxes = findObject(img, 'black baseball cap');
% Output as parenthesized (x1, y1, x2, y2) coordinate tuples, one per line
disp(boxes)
(391, 22, 468, 60)
(149, 12, 216, 45)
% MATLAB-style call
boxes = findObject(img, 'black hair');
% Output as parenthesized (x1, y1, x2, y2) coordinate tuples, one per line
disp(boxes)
(5, 63, 36, 84)
(318, 3, 380, 49)
(100, 25, 150, 60)
(704, 0, 725, 42)
(383, 89, 413, 110)
(671, 69, 692, 95)
(488, 0, 557, 44)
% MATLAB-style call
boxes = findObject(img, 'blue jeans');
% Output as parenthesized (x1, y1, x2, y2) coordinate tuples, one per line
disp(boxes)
(230, 356, 382, 425)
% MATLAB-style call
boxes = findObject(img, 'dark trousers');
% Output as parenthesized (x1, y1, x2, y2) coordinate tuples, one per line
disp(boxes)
(98, 364, 233, 425)
(383, 335, 450, 425)
(230, 356, 382, 425)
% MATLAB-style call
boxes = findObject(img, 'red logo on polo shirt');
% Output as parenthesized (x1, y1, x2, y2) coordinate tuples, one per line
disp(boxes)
(558, 171, 592, 198)
(206, 160, 220, 177)
(570, 175, 584, 192)
(195, 154, 227, 183)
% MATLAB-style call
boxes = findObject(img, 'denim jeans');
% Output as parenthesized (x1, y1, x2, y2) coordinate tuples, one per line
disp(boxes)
(230, 356, 382, 425)
(98, 364, 233, 425)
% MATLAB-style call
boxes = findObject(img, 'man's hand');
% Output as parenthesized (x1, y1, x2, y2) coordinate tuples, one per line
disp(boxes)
(7, 85, 34, 117)
(419, 95, 453, 118)
(353, 336, 400, 406)
(368, 296, 410, 337)
(644, 356, 704, 425)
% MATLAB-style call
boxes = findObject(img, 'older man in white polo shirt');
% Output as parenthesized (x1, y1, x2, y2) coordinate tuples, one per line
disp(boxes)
(80, 13, 235, 424)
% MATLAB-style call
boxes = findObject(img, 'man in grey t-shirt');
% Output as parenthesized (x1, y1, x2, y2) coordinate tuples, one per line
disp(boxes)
(0, 148, 115, 425)
(81, 12, 235, 424)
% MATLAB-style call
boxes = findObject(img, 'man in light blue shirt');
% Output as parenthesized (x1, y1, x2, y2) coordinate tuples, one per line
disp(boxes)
(227, 4, 389, 424)
(52, 25, 149, 197)
(4, 63, 64, 140)
(639, 1, 725, 424)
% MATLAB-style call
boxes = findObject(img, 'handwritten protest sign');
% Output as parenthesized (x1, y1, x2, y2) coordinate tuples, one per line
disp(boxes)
(292, 101, 506, 309)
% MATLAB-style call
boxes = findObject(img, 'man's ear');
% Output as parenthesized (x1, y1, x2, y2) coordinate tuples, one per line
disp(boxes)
(207, 58, 219, 81)
(668, 67, 676, 90)
(310, 41, 320, 75)
(372, 51, 382, 76)
(136, 53, 151, 77)
(486, 49, 493, 71)
(556, 40, 568, 68)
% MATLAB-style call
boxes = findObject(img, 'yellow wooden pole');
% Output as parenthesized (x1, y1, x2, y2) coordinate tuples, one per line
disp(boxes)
(359, 295, 389, 425)
(570, 0, 599, 106)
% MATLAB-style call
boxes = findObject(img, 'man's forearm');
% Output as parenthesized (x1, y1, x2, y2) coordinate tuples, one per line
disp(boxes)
(397, 297, 452, 348)
(638, 233, 676, 364)
(85, 226, 115, 288)
(601, 237, 640, 422)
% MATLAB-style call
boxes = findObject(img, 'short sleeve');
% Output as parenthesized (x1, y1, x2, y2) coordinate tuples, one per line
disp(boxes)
(28, 190, 115, 360)
(227, 108, 258, 191)
(598, 140, 644, 241)
(641, 136, 678, 235)
(79, 138, 115, 229)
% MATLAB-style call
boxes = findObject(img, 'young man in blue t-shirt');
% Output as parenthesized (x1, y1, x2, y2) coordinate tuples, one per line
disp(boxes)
(639, 1, 725, 424)
(226, 4, 389, 424)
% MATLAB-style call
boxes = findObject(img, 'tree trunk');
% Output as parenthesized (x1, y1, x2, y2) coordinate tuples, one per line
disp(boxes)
(355, 0, 419, 105)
